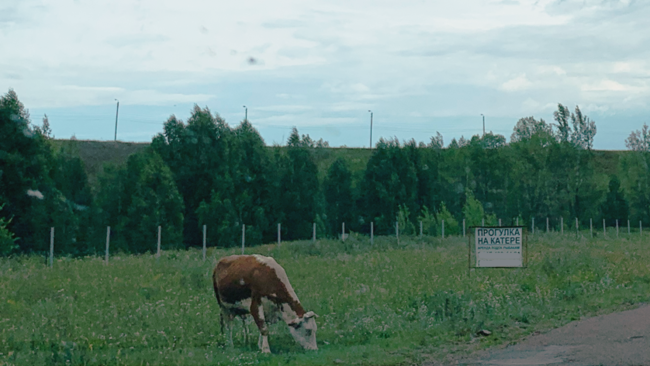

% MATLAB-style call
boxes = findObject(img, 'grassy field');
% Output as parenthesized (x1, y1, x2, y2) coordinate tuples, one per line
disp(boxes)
(2, 233, 650, 366)
(51, 139, 149, 188)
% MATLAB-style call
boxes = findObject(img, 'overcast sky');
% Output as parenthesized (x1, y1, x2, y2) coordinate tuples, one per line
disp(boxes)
(1, 0, 648, 149)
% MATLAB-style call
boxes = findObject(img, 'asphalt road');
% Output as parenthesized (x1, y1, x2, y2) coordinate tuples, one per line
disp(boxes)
(456, 303, 650, 366)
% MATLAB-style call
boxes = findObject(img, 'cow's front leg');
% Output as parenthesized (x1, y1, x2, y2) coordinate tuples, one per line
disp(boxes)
(250, 297, 270, 353)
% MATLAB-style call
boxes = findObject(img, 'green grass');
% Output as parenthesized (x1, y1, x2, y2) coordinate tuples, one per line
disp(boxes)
(51, 139, 149, 188)
(2, 233, 650, 365)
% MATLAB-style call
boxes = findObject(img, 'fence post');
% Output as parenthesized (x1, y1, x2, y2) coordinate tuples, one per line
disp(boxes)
(442, 220, 445, 239)
(516, 217, 519, 226)
(482, 218, 485, 226)
(342, 222, 345, 242)
(616, 219, 619, 238)
(202, 225, 207, 261)
(241, 224, 246, 255)
(546, 217, 549, 233)
(575, 217, 578, 237)
(561, 217, 564, 234)
(590, 218, 593, 238)
(641, 221, 643, 236)
(628, 220, 630, 235)
(463, 219, 466, 237)
(105, 226, 111, 265)
(420, 221, 423, 238)
(532, 217, 535, 235)
(277, 223, 281, 247)
(157, 225, 161, 259)
(603, 219, 606, 236)
(49, 227, 54, 267)
(313, 223, 316, 243)
(498, 218, 501, 226)
(370, 222, 374, 246)
(396, 221, 399, 245)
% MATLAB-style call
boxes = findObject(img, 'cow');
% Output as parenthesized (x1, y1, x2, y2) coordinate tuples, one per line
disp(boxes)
(212, 254, 318, 353)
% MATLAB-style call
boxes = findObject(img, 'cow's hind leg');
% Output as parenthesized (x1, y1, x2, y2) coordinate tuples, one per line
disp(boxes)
(250, 297, 270, 353)
(241, 316, 249, 346)
(222, 310, 235, 348)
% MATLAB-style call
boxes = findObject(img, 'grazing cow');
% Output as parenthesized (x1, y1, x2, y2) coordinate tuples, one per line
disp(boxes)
(212, 254, 318, 353)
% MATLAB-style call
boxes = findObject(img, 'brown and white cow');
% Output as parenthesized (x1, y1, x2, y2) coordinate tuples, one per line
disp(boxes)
(212, 254, 318, 353)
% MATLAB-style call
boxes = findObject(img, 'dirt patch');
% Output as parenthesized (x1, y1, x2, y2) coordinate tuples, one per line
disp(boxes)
(454, 303, 650, 365)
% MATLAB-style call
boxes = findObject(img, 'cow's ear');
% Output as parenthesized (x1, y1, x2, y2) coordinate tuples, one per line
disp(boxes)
(304, 311, 319, 319)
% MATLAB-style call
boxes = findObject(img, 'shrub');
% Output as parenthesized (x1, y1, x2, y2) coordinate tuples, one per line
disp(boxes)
(0, 204, 18, 256)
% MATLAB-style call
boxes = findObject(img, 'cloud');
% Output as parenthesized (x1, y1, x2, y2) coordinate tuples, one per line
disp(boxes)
(12, 85, 214, 108)
(500, 75, 532, 92)
(2, 0, 650, 148)
(255, 105, 312, 112)
(581, 79, 635, 92)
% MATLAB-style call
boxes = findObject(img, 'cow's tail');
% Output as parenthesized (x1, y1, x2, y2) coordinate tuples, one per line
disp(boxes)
(212, 266, 225, 334)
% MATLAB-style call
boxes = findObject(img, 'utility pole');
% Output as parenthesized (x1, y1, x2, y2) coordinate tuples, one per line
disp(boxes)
(114, 99, 119, 141)
(481, 113, 485, 137)
(243, 105, 247, 121)
(368, 110, 373, 148)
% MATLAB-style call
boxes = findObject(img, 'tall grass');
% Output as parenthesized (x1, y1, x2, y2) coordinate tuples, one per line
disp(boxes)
(1, 233, 649, 365)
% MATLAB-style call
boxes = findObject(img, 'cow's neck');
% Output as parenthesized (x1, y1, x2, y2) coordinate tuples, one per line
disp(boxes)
(280, 300, 305, 324)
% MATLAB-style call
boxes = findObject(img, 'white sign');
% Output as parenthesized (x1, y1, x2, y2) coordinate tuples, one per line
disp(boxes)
(475, 227, 523, 267)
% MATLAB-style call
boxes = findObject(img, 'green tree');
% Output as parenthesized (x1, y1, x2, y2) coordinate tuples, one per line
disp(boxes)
(600, 175, 628, 222)
(397, 204, 416, 236)
(418, 206, 437, 236)
(620, 124, 650, 224)
(0, 203, 18, 256)
(151, 106, 234, 247)
(324, 158, 353, 237)
(118, 150, 184, 253)
(277, 128, 320, 240)
(436, 202, 459, 236)
(0, 89, 77, 254)
(463, 190, 484, 227)
(360, 138, 418, 235)
(230, 120, 272, 244)
(196, 191, 239, 248)
(551, 104, 605, 224)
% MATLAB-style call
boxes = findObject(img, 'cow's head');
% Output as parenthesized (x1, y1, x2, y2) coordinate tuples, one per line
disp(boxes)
(287, 311, 318, 350)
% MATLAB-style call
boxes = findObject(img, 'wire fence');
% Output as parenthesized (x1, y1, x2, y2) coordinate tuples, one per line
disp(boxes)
(42, 216, 646, 267)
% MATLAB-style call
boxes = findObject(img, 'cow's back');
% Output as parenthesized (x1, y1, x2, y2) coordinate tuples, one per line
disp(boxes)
(213, 255, 299, 310)
(213, 255, 257, 308)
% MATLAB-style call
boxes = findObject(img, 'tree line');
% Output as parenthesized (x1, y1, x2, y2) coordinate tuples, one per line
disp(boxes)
(0, 89, 646, 256)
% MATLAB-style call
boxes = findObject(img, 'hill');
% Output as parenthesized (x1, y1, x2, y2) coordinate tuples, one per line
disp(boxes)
(51, 139, 626, 190)
(52, 139, 375, 189)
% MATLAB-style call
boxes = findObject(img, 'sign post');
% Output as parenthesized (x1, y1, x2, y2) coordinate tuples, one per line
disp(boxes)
(470, 226, 526, 269)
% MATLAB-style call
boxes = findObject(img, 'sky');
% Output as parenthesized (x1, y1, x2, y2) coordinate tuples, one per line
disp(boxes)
(1, 0, 649, 149)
